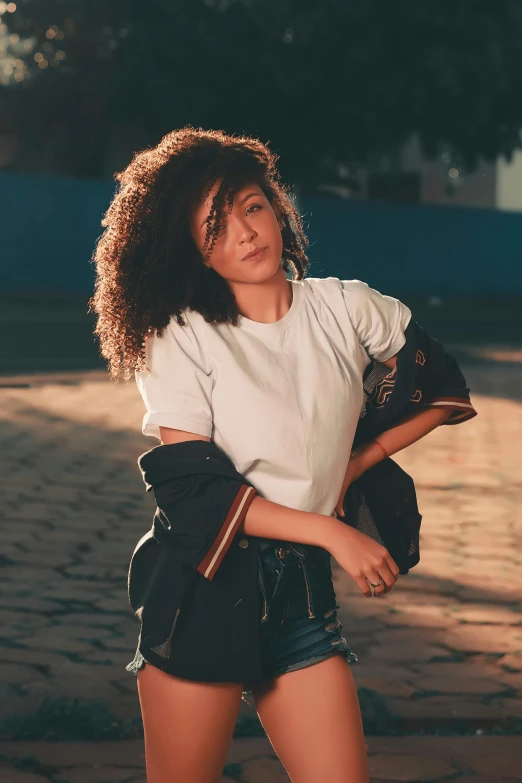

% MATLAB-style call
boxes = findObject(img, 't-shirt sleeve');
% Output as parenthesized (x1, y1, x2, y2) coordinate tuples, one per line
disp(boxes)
(135, 315, 213, 440)
(339, 279, 412, 361)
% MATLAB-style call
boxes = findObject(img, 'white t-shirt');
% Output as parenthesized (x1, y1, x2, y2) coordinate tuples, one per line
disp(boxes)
(136, 277, 411, 518)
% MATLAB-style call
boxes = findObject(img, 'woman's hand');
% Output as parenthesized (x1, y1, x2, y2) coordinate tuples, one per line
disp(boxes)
(333, 452, 365, 518)
(329, 522, 400, 598)
(331, 441, 399, 596)
(334, 442, 385, 518)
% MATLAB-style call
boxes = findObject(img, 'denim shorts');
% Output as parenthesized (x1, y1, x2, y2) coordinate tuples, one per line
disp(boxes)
(240, 539, 358, 705)
(125, 539, 359, 690)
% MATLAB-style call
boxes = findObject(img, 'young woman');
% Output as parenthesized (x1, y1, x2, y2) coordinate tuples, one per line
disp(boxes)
(89, 127, 467, 783)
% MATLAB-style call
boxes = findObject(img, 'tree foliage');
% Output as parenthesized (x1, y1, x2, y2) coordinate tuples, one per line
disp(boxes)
(2, 0, 522, 184)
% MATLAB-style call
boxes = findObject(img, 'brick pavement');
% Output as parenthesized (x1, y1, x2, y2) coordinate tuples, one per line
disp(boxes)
(0, 346, 521, 781)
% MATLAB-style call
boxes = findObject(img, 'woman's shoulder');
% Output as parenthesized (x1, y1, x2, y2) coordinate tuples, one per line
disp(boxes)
(138, 307, 212, 377)
(302, 275, 369, 295)
(301, 275, 372, 310)
(304, 276, 403, 309)
(154, 306, 207, 344)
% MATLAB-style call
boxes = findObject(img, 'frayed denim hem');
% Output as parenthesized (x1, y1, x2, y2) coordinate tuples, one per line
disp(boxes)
(240, 646, 359, 705)
(125, 645, 147, 675)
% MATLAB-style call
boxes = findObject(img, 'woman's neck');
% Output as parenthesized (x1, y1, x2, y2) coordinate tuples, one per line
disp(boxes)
(231, 269, 292, 324)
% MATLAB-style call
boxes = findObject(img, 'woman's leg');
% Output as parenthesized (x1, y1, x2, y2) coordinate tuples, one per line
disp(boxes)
(137, 663, 243, 783)
(250, 653, 369, 783)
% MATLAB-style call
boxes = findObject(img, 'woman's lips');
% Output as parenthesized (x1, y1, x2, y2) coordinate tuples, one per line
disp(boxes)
(242, 246, 267, 262)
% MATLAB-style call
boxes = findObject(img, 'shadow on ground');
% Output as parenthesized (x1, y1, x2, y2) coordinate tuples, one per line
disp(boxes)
(0, 401, 521, 743)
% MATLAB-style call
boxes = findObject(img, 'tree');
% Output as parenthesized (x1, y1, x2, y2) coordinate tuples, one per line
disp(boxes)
(2, 0, 522, 186)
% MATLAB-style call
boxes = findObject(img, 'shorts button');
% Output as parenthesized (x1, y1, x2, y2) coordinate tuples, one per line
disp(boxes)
(278, 547, 286, 558)
(238, 538, 249, 549)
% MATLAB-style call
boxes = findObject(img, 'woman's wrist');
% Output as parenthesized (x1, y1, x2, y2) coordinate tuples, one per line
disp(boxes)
(351, 439, 388, 472)
(315, 514, 350, 552)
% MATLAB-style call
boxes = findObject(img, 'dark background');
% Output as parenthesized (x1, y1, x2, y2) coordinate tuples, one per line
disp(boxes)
(1, 1, 522, 375)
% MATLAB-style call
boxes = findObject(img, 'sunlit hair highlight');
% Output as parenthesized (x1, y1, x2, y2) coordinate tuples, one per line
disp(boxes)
(88, 126, 310, 381)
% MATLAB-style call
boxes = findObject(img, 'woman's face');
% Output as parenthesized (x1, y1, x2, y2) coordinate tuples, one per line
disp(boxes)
(189, 180, 284, 284)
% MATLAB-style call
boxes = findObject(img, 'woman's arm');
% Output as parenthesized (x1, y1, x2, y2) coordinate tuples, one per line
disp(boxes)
(159, 426, 341, 547)
(158, 429, 399, 598)
(239, 494, 339, 549)
(354, 406, 451, 472)
(333, 352, 453, 517)
(239, 494, 398, 598)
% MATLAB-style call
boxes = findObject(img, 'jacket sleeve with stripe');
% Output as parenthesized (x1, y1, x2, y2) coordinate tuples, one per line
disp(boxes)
(127, 440, 258, 656)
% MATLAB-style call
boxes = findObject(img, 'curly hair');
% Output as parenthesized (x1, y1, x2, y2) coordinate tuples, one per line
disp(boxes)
(88, 126, 310, 381)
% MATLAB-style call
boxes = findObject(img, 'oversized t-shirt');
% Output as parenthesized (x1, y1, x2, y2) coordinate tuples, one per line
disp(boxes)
(135, 277, 412, 518)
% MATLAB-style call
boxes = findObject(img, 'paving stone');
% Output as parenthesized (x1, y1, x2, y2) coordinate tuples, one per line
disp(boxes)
(0, 766, 49, 783)
(241, 755, 289, 783)
(53, 766, 144, 782)
(78, 650, 127, 665)
(408, 673, 507, 695)
(447, 778, 517, 783)
(0, 663, 47, 685)
(387, 696, 521, 720)
(353, 676, 417, 698)
(438, 626, 522, 653)
(498, 653, 522, 672)
(379, 609, 454, 629)
(413, 661, 505, 680)
(0, 649, 72, 668)
(367, 753, 455, 781)
(367, 643, 447, 661)
(47, 613, 125, 627)
(470, 755, 522, 777)
(458, 583, 522, 601)
(2, 741, 145, 768)
(24, 634, 96, 653)
(497, 671, 522, 691)
(225, 738, 276, 764)
(237, 728, 522, 780)
(495, 697, 522, 717)
(366, 736, 522, 768)
(3, 359, 522, 774)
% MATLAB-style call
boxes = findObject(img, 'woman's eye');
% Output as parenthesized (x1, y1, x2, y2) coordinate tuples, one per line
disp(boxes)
(213, 204, 261, 237)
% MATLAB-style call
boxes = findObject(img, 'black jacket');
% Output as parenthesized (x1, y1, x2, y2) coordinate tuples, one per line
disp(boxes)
(126, 320, 476, 684)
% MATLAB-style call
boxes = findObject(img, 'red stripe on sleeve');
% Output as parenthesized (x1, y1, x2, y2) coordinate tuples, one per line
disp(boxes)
(196, 484, 258, 581)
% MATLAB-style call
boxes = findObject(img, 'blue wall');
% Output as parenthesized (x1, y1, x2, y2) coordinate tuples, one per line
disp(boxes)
(1, 170, 520, 294)
(302, 195, 520, 295)
(0, 171, 113, 293)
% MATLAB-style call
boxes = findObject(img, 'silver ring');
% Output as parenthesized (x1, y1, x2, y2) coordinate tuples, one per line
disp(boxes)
(368, 578, 384, 588)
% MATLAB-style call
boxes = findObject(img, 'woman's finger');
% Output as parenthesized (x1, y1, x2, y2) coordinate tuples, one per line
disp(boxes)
(354, 574, 374, 598)
(379, 559, 400, 593)
(365, 569, 390, 596)
(386, 555, 400, 579)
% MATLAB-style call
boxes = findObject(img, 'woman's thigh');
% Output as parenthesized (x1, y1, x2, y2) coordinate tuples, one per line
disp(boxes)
(137, 662, 243, 783)
(250, 653, 369, 783)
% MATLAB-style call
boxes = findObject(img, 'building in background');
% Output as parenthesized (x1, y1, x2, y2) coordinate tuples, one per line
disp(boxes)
(354, 133, 522, 213)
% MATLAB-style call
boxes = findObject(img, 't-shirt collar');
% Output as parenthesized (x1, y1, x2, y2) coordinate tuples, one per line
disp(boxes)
(236, 279, 304, 335)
